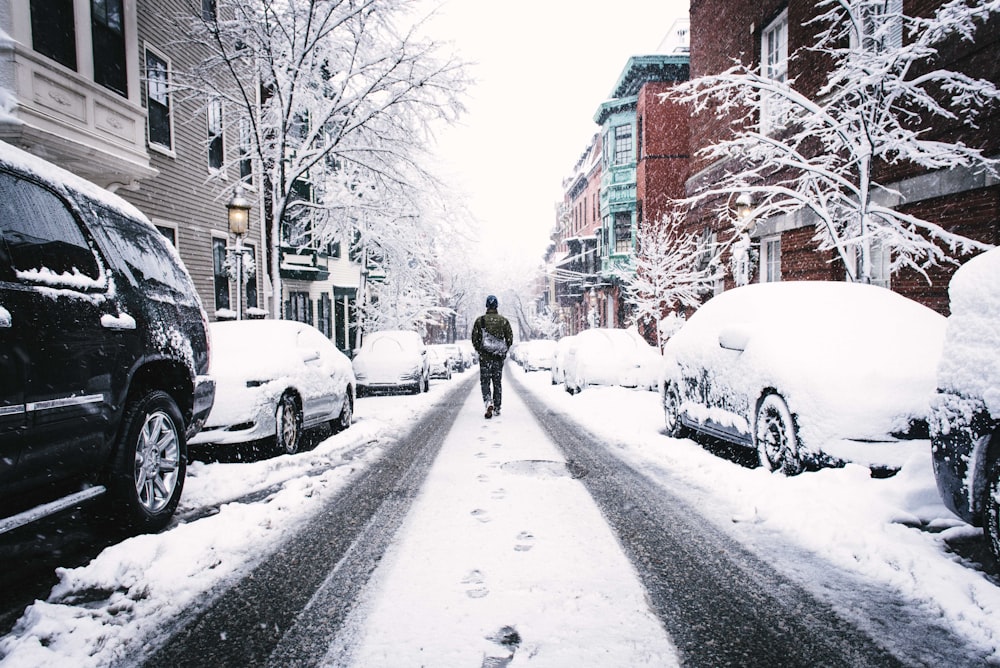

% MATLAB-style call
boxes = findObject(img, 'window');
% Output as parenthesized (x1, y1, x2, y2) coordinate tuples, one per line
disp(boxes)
(243, 244, 258, 309)
(614, 211, 631, 254)
(854, 0, 903, 53)
(212, 237, 230, 310)
(31, 0, 77, 70)
(208, 99, 224, 171)
(155, 224, 177, 246)
(287, 291, 312, 325)
(145, 49, 172, 150)
(92, 0, 127, 96)
(613, 124, 633, 166)
(317, 293, 332, 338)
(760, 10, 789, 134)
(761, 235, 781, 283)
(0, 172, 101, 283)
(239, 117, 253, 184)
(202, 0, 217, 22)
(846, 239, 891, 288)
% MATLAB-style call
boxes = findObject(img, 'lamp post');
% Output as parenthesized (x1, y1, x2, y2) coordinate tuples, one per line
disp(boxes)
(735, 192, 753, 226)
(227, 187, 252, 321)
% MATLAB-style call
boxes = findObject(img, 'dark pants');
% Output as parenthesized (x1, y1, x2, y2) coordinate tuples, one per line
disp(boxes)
(480, 356, 504, 409)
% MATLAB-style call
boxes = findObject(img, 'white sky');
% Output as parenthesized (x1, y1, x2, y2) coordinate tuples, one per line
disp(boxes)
(423, 0, 690, 263)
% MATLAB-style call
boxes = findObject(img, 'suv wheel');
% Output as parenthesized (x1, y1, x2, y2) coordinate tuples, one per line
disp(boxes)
(108, 390, 185, 533)
(663, 382, 685, 438)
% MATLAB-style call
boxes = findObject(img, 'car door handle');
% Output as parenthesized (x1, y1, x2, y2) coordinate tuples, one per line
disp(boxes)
(101, 312, 137, 330)
(0, 305, 10, 328)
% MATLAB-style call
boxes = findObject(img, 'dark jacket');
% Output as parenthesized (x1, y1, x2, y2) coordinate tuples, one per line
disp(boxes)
(472, 309, 514, 360)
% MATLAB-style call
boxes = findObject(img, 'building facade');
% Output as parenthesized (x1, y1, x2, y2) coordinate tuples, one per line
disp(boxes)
(686, 0, 1000, 314)
(0, 0, 364, 350)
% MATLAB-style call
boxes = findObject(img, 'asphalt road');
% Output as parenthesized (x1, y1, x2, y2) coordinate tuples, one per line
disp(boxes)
(7, 370, 980, 666)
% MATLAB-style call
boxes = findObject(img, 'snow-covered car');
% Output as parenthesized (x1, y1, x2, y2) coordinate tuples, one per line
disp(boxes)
(550, 334, 578, 385)
(353, 329, 430, 395)
(439, 343, 464, 370)
(563, 328, 661, 394)
(518, 339, 557, 371)
(661, 281, 945, 475)
(426, 345, 453, 380)
(456, 339, 477, 367)
(930, 248, 1000, 559)
(190, 320, 355, 456)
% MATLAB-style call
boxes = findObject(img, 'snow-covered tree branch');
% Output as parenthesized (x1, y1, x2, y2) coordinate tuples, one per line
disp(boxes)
(670, 0, 999, 284)
(177, 0, 470, 319)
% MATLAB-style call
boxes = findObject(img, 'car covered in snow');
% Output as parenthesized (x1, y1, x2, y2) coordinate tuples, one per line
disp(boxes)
(930, 248, 1000, 559)
(563, 328, 661, 394)
(426, 345, 453, 380)
(352, 329, 430, 395)
(517, 339, 557, 372)
(661, 281, 945, 475)
(190, 320, 354, 456)
(550, 334, 578, 385)
(0, 141, 214, 534)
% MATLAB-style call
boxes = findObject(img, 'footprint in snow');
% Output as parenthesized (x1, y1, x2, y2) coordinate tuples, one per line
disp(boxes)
(514, 531, 535, 552)
(462, 569, 489, 599)
(491, 488, 506, 500)
(477, 474, 489, 483)
(475, 451, 487, 459)
(471, 508, 491, 523)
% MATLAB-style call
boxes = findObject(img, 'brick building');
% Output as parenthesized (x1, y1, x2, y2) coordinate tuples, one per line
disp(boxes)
(685, 0, 1000, 314)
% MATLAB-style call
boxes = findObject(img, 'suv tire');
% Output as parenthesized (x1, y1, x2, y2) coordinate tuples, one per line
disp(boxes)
(108, 390, 186, 533)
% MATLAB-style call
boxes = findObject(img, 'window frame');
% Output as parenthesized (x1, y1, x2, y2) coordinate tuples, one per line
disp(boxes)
(91, 0, 128, 97)
(760, 9, 789, 135)
(612, 124, 634, 166)
(212, 235, 230, 312)
(144, 45, 174, 154)
(761, 234, 782, 283)
(207, 98, 225, 173)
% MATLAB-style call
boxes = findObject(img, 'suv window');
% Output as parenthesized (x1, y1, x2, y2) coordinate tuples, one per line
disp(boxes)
(84, 202, 198, 304)
(0, 171, 102, 285)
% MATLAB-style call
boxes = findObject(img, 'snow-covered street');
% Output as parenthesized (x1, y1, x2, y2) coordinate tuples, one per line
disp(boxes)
(2, 365, 1000, 666)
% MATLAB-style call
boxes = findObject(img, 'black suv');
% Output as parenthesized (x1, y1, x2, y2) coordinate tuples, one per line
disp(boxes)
(0, 142, 214, 534)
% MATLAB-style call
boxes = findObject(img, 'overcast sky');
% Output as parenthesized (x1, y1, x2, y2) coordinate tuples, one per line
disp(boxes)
(423, 0, 690, 269)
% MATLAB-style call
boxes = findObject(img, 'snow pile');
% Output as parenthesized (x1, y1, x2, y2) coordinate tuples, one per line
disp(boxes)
(936, 248, 1000, 415)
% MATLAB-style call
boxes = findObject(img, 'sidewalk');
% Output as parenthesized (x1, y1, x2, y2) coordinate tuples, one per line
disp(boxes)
(328, 377, 679, 666)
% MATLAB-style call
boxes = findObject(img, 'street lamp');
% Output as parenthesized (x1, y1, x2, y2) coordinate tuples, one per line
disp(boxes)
(227, 187, 252, 320)
(735, 192, 753, 225)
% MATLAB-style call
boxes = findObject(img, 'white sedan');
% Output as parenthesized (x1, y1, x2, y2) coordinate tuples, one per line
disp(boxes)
(661, 281, 945, 475)
(190, 319, 355, 456)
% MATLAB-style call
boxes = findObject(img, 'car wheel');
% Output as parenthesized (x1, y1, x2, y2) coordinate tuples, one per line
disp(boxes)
(107, 389, 185, 533)
(332, 394, 353, 433)
(754, 393, 803, 475)
(985, 456, 1000, 561)
(275, 393, 302, 455)
(663, 382, 685, 438)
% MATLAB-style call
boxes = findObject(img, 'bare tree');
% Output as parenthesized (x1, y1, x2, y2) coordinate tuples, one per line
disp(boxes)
(672, 0, 999, 284)
(624, 212, 719, 349)
(182, 0, 469, 318)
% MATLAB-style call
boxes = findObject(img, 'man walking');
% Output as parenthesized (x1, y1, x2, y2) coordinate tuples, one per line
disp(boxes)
(472, 295, 514, 419)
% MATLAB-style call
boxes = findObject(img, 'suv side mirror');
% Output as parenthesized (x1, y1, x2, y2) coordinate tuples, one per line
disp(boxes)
(718, 325, 751, 352)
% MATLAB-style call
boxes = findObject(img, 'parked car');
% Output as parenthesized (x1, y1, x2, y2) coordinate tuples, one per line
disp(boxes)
(426, 345, 453, 380)
(661, 281, 945, 475)
(930, 248, 1000, 559)
(0, 141, 214, 534)
(456, 339, 477, 367)
(438, 343, 465, 371)
(352, 330, 430, 395)
(563, 328, 661, 394)
(517, 339, 557, 372)
(550, 334, 578, 385)
(189, 320, 354, 456)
